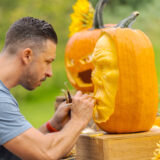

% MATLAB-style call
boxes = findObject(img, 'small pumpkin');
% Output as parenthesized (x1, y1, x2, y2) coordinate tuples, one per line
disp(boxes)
(154, 116, 160, 127)
(92, 12, 158, 133)
(65, 0, 114, 92)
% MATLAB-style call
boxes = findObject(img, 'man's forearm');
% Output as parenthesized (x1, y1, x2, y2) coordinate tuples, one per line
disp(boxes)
(10, 119, 86, 160)
(39, 122, 50, 134)
(44, 118, 86, 159)
(39, 117, 61, 134)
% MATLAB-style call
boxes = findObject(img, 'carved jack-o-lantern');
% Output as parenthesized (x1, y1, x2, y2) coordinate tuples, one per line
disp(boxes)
(65, 0, 114, 92)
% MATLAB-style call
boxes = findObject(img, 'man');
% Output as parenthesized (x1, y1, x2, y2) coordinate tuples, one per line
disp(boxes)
(0, 17, 95, 159)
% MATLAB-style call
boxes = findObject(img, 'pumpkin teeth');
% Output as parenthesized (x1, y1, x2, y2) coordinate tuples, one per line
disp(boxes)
(69, 0, 95, 37)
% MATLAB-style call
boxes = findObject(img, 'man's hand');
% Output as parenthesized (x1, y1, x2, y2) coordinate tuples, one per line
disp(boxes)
(39, 91, 95, 134)
(71, 91, 95, 127)
(50, 101, 72, 130)
(50, 90, 95, 131)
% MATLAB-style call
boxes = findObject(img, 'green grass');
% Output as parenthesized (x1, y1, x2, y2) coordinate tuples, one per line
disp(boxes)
(18, 89, 61, 128)
(19, 99, 55, 128)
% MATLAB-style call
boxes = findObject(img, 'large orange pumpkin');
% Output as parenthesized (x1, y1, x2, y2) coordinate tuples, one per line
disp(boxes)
(65, 0, 114, 92)
(92, 13, 158, 133)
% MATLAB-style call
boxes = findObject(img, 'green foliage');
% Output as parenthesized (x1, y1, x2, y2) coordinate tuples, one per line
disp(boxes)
(90, 0, 151, 9)
(110, 0, 151, 9)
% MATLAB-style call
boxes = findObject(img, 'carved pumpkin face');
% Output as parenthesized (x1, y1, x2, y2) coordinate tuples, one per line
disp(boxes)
(65, 29, 103, 92)
(65, 0, 115, 92)
(65, 26, 115, 92)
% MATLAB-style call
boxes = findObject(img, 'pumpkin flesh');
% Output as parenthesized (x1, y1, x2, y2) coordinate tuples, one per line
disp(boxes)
(92, 32, 119, 123)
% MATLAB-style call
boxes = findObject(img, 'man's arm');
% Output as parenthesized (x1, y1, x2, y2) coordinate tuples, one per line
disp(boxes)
(39, 102, 71, 134)
(3, 91, 95, 160)
(4, 119, 85, 160)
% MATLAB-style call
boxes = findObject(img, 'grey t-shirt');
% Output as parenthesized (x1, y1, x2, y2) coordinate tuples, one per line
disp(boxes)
(0, 80, 32, 159)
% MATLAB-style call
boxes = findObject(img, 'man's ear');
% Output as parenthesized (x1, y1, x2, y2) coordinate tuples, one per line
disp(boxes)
(21, 48, 33, 65)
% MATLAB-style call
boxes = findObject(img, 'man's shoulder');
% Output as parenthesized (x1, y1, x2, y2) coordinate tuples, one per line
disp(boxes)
(0, 88, 17, 106)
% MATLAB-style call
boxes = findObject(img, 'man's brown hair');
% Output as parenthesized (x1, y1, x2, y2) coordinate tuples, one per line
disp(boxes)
(3, 17, 58, 54)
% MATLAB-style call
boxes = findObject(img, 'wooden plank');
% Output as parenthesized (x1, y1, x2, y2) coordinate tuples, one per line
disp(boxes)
(76, 128, 160, 160)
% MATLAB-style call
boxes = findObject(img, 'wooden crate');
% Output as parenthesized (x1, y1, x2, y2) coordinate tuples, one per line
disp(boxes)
(76, 127, 160, 160)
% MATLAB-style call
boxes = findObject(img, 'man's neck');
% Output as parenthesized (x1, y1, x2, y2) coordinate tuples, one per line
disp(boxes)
(0, 53, 22, 89)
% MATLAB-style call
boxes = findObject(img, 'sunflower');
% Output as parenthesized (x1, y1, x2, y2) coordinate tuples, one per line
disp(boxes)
(69, 0, 95, 37)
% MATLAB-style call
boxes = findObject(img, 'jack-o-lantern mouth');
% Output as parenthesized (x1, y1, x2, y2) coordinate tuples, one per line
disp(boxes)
(74, 68, 93, 89)
(66, 67, 93, 91)
(78, 69, 92, 84)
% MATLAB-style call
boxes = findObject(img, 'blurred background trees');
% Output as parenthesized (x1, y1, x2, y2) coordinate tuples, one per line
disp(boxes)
(0, 0, 159, 127)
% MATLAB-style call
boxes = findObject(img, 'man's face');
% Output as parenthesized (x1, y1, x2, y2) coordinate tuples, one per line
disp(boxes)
(20, 39, 56, 90)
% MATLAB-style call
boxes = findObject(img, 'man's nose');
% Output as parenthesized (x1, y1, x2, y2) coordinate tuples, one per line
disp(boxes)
(45, 68, 53, 77)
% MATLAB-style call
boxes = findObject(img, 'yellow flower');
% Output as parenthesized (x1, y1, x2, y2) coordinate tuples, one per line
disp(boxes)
(69, 0, 95, 37)
(152, 142, 160, 160)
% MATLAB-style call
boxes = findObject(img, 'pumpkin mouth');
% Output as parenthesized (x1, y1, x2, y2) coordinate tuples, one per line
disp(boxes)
(66, 67, 93, 90)
(75, 69, 93, 89)
(78, 69, 92, 83)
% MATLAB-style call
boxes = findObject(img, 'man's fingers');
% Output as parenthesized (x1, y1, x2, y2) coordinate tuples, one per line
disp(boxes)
(75, 90, 83, 97)
(74, 91, 94, 99)
(82, 93, 89, 98)
(64, 103, 72, 108)
(86, 95, 94, 101)
(57, 102, 72, 112)
(62, 103, 72, 113)
(91, 99, 96, 106)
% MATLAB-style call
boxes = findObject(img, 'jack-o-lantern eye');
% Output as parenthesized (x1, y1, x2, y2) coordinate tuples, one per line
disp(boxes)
(66, 58, 74, 67)
(79, 54, 92, 64)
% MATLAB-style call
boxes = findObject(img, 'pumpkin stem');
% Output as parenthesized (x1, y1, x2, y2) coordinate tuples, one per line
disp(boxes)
(93, 0, 108, 29)
(115, 11, 139, 28)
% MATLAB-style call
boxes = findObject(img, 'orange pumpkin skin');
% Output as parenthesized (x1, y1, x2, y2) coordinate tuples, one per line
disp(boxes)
(95, 28, 158, 133)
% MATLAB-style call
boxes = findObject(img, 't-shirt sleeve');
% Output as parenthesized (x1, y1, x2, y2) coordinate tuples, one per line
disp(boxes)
(0, 102, 32, 145)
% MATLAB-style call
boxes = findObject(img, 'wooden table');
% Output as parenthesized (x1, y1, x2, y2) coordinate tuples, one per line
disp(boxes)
(76, 127, 160, 160)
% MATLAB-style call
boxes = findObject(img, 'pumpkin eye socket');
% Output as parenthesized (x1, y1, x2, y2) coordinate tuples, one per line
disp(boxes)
(66, 58, 74, 67)
(78, 69, 92, 83)
(79, 54, 92, 64)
